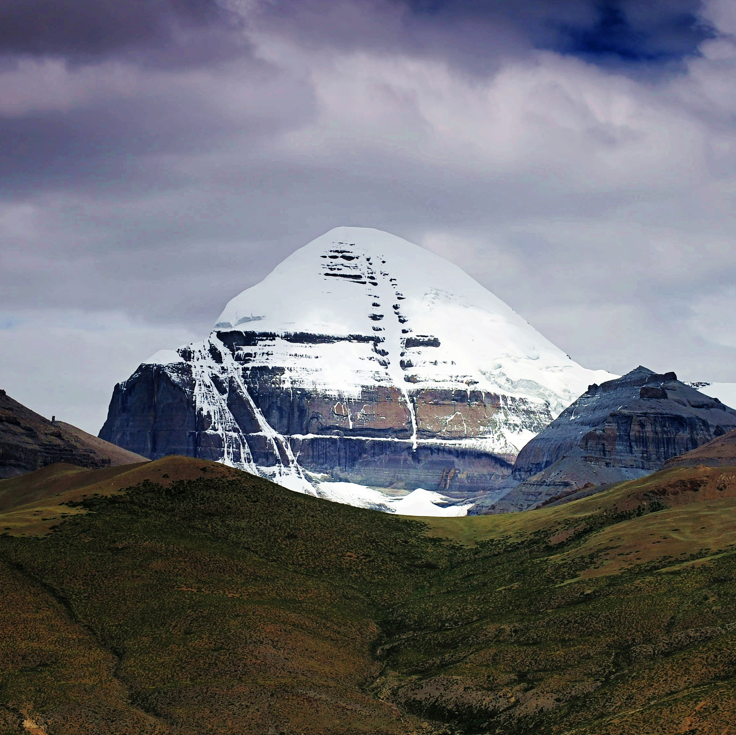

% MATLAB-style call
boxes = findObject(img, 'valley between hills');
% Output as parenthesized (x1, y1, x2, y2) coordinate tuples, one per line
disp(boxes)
(3, 437, 736, 734)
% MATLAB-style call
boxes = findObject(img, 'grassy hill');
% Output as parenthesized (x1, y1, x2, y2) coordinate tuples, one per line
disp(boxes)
(0, 389, 146, 479)
(2, 454, 736, 733)
(0, 457, 241, 537)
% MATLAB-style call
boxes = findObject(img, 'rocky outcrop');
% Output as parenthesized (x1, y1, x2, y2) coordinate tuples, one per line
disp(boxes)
(664, 427, 736, 469)
(100, 346, 520, 496)
(100, 226, 614, 507)
(0, 389, 146, 479)
(477, 367, 736, 512)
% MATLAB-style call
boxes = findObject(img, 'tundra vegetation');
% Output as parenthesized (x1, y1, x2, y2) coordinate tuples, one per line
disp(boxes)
(1, 456, 736, 734)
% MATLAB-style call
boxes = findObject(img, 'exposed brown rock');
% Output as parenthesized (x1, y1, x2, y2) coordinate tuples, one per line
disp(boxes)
(99, 342, 552, 496)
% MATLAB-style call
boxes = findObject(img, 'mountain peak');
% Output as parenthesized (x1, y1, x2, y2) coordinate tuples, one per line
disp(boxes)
(104, 227, 615, 513)
(215, 226, 483, 333)
(596, 366, 677, 392)
(212, 227, 614, 416)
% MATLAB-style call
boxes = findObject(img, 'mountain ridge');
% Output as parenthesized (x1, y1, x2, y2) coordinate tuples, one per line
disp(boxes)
(480, 366, 736, 512)
(0, 389, 146, 479)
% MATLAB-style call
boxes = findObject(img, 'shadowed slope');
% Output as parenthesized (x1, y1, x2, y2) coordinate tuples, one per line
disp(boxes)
(0, 389, 146, 479)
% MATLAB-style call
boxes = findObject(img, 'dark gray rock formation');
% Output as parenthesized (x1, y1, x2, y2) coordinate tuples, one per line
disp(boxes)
(475, 367, 736, 512)
(664, 427, 736, 469)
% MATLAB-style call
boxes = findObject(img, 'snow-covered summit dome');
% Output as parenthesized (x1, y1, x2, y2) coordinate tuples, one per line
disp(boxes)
(218, 226, 516, 335)
(214, 226, 614, 417)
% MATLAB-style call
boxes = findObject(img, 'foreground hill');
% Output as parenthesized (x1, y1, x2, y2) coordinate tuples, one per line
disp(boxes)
(0, 456, 240, 536)
(481, 367, 736, 512)
(100, 226, 613, 508)
(0, 389, 146, 479)
(2, 456, 736, 733)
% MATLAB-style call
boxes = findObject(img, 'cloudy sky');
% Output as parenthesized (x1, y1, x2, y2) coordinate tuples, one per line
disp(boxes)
(1, 0, 736, 433)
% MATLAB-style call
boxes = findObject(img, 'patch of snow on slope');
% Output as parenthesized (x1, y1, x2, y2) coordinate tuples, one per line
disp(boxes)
(314, 481, 474, 516)
(391, 488, 474, 517)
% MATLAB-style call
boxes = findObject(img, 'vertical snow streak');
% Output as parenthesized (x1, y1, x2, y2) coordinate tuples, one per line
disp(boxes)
(189, 341, 258, 473)
(403, 386, 418, 450)
(354, 243, 420, 449)
(210, 335, 316, 496)
(379, 254, 418, 450)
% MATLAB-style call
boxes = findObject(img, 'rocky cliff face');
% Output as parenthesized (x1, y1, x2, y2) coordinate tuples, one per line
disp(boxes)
(480, 367, 736, 512)
(100, 227, 614, 510)
(103, 353, 521, 495)
(0, 389, 146, 479)
(664, 427, 736, 469)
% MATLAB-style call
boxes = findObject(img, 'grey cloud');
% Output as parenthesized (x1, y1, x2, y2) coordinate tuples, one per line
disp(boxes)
(0, 0, 715, 79)
(3, 133, 733, 338)
(0, 0, 245, 66)
(0, 61, 317, 199)
(1, 0, 736, 435)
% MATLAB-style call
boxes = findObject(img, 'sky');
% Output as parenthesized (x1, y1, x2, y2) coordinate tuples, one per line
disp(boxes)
(1, 0, 736, 434)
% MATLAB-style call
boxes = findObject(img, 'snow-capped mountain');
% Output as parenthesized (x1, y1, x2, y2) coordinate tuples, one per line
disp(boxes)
(100, 226, 615, 514)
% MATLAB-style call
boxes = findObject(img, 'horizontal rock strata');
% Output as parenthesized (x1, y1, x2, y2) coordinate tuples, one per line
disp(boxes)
(479, 367, 736, 512)
(101, 227, 613, 504)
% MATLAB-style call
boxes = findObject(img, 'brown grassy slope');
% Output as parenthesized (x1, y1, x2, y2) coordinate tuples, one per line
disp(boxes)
(0, 456, 240, 536)
(426, 463, 736, 578)
(3, 459, 736, 732)
(388, 467, 736, 734)
(0, 389, 146, 479)
(0, 468, 434, 735)
(665, 426, 736, 468)
(0, 559, 169, 734)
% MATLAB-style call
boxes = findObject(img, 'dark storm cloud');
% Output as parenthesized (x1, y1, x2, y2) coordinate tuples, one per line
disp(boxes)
(403, 0, 715, 60)
(255, 0, 715, 76)
(0, 0, 242, 63)
(0, 0, 714, 72)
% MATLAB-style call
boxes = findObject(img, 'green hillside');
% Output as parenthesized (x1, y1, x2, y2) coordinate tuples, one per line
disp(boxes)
(2, 458, 736, 733)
